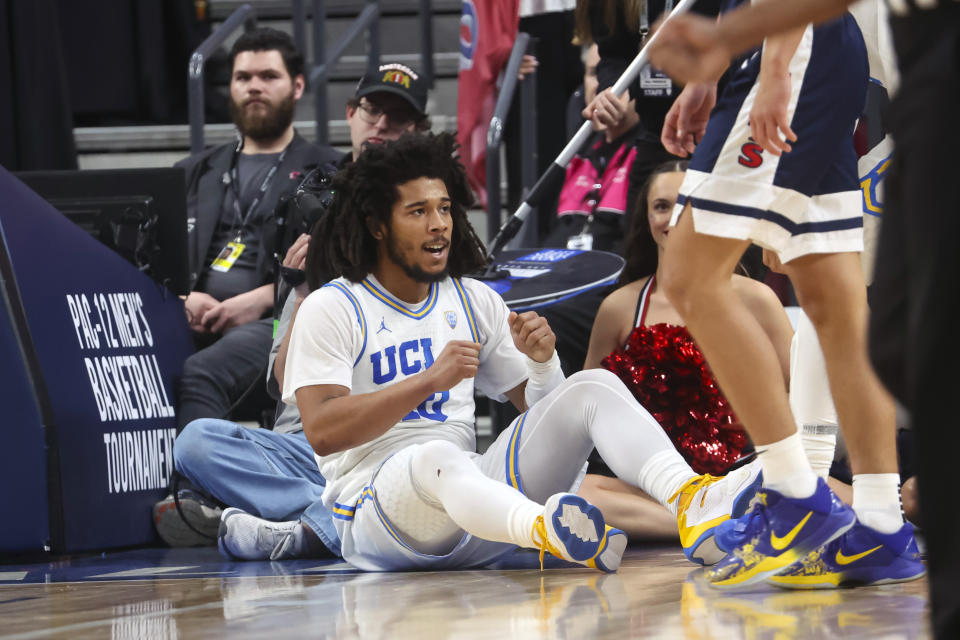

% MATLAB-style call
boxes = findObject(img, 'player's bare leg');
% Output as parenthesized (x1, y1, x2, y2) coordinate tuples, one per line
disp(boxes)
(787, 251, 897, 475)
(661, 206, 800, 453)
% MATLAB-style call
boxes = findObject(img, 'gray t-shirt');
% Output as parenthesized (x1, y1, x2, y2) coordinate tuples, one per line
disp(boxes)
(268, 289, 303, 434)
(199, 152, 281, 301)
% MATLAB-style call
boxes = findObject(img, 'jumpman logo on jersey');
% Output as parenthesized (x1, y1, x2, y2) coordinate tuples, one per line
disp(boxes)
(377, 317, 392, 334)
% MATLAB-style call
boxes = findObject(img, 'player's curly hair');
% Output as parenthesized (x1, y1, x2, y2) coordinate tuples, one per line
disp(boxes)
(306, 132, 488, 288)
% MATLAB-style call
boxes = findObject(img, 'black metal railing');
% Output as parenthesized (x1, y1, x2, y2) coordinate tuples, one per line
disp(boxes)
(419, 0, 435, 87)
(187, 4, 257, 154)
(485, 33, 538, 247)
(308, 0, 380, 145)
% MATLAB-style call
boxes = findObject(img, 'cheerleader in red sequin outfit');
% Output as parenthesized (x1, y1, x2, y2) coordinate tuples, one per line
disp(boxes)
(578, 161, 795, 539)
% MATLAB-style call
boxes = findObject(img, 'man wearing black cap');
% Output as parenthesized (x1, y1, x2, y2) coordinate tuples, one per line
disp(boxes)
(345, 62, 431, 163)
(154, 63, 433, 556)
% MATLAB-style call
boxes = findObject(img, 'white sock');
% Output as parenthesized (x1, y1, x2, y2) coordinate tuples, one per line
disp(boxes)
(800, 423, 838, 479)
(756, 432, 817, 498)
(853, 473, 903, 534)
(638, 449, 697, 516)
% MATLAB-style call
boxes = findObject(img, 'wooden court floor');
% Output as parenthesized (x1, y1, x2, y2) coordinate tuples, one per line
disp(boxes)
(0, 544, 929, 639)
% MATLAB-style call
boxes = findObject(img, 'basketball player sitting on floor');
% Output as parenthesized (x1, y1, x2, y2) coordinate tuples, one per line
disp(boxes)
(216, 132, 761, 571)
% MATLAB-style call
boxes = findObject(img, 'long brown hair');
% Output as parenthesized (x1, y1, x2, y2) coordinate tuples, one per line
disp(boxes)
(619, 159, 688, 285)
(573, 0, 641, 45)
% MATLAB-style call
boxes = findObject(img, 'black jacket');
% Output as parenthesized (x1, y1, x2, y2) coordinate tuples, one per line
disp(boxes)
(176, 132, 344, 291)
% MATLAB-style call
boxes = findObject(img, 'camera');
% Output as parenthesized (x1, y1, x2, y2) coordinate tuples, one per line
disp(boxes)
(274, 162, 338, 267)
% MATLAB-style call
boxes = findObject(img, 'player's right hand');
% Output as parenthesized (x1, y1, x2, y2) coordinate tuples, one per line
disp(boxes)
(661, 82, 716, 157)
(426, 340, 481, 391)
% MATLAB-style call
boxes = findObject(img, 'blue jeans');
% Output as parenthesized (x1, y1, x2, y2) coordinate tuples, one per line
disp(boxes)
(174, 418, 340, 556)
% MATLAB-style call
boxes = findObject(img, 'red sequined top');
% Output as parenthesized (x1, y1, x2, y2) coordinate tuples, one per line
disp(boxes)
(601, 276, 749, 475)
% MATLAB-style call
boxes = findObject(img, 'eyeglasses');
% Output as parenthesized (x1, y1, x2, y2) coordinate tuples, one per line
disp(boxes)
(356, 101, 416, 132)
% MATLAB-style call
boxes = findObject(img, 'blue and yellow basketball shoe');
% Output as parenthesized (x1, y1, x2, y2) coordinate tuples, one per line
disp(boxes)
(532, 493, 628, 573)
(768, 520, 925, 589)
(706, 478, 856, 589)
(710, 471, 766, 555)
(672, 461, 763, 566)
(714, 508, 758, 555)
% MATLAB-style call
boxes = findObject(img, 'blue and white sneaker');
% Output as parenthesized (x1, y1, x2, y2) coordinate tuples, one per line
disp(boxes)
(705, 478, 856, 589)
(768, 520, 925, 589)
(672, 461, 763, 566)
(532, 493, 627, 573)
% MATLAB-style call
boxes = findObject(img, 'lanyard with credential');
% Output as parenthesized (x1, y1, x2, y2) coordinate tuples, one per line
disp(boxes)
(227, 141, 290, 242)
(640, 0, 674, 41)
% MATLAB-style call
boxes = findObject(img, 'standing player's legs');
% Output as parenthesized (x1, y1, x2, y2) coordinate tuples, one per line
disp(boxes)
(785, 252, 901, 523)
(661, 209, 855, 588)
(742, 250, 923, 589)
(658, 17, 881, 587)
(662, 211, 799, 451)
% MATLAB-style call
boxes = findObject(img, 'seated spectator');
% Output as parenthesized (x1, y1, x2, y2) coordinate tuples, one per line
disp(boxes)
(574, 0, 719, 193)
(531, 43, 642, 380)
(153, 62, 432, 549)
(175, 28, 342, 433)
(542, 43, 642, 254)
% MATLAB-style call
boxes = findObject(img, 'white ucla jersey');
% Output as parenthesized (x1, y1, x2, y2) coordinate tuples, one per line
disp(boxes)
(283, 274, 528, 512)
(850, 0, 899, 93)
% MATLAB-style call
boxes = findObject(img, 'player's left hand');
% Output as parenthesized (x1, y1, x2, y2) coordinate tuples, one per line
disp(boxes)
(508, 311, 556, 363)
(750, 69, 797, 156)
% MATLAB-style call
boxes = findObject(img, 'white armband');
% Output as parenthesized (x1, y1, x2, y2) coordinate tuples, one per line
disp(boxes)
(523, 351, 565, 408)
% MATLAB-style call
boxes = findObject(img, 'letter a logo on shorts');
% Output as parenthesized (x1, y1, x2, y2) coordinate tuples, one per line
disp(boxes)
(738, 141, 764, 168)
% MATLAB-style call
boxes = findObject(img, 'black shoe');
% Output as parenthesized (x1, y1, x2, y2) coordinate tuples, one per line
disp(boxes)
(153, 489, 222, 547)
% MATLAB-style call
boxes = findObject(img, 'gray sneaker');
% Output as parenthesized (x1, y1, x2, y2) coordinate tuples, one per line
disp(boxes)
(218, 507, 303, 561)
(153, 489, 222, 547)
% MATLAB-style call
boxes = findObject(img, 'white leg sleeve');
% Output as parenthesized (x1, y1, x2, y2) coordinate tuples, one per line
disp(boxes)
(788, 310, 839, 477)
(405, 441, 543, 550)
(502, 369, 695, 507)
(381, 369, 699, 554)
